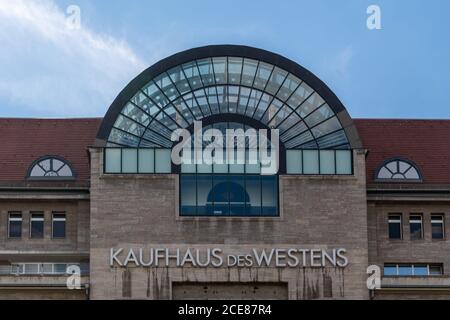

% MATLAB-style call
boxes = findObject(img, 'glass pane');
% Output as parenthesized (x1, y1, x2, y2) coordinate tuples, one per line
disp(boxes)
(432, 222, 444, 240)
(138, 149, 155, 173)
(320, 150, 335, 174)
(317, 130, 348, 149)
(227, 86, 239, 113)
(241, 59, 258, 86)
(41, 264, 53, 274)
(212, 57, 227, 84)
(153, 73, 179, 102)
(9, 220, 22, 238)
(105, 149, 121, 173)
(167, 66, 191, 95)
(297, 92, 325, 118)
(261, 175, 278, 216)
(303, 150, 319, 174)
(252, 93, 271, 120)
(229, 175, 246, 216)
(197, 175, 213, 216)
(276, 74, 301, 102)
(30, 217, 44, 238)
(378, 167, 392, 179)
(413, 265, 428, 276)
(261, 98, 283, 125)
(285, 132, 315, 150)
(246, 175, 261, 216)
(311, 117, 342, 139)
(212, 175, 229, 216)
(53, 220, 66, 238)
(109, 128, 139, 147)
(429, 265, 443, 276)
(182, 61, 203, 90)
(253, 62, 273, 91)
(24, 264, 40, 275)
(265, 67, 288, 96)
(305, 104, 334, 128)
(286, 82, 313, 109)
(57, 165, 73, 177)
(181, 175, 197, 216)
(398, 265, 413, 276)
(155, 149, 172, 173)
(336, 150, 352, 175)
(115, 115, 145, 137)
(389, 222, 402, 239)
(197, 58, 215, 85)
(404, 168, 420, 180)
(54, 264, 68, 274)
(122, 149, 138, 173)
(246, 148, 260, 174)
(228, 57, 243, 85)
(287, 150, 302, 174)
(384, 265, 397, 276)
(410, 217, 423, 240)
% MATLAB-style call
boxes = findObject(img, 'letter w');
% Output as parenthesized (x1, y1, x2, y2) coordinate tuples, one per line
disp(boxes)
(252, 249, 274, 267)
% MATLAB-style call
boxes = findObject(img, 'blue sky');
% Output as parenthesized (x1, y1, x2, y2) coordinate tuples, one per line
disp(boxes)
(0, 0, 449, 119)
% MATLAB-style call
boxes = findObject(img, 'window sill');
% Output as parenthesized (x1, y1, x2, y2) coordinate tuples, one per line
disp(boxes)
(176, 216, 284, 222)
(280, 175, 357, 181)
(100, 173, 176, 180)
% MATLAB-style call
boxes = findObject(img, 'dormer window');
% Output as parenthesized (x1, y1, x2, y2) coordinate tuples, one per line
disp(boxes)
(376, 158, 422, 182)
(27, 156, 75, 180)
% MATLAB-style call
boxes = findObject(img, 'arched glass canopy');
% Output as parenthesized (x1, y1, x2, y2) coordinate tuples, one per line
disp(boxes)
(97, 45, 361, 151)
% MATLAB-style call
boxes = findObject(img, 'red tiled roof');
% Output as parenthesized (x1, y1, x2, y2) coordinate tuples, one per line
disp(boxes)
(0, 118, 102, 186)
(0, 118, 449, 186)
(355, 119, 450, 185)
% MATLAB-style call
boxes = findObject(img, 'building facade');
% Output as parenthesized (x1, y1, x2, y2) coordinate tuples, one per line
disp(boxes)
(1, 45, 449, 300)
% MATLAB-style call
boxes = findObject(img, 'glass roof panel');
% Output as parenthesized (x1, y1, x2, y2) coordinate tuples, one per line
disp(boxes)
(212, 57, 227, 84)
(276, 74, 302, 102)
(253, 62, 274, 91)
(108, 56, 350, 149)
(228, 57, 243, 85)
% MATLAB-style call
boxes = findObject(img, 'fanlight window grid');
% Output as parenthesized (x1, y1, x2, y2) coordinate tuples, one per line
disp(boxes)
(376, 159, 421, 181)
(107, 57, 350, 150)
(28, 157, 74, 179)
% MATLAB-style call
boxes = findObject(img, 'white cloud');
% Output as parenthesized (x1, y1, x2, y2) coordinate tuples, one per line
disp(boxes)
(0, 0, 147, 117)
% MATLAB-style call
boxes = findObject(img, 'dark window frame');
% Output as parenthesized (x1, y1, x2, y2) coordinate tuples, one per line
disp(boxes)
(388, 214, 403, 240)
(410, 214, 424, 240)
(30, 212, 45, 239)
(431, 214, 445, 240)
(52, 213, 66, 239)
(8, 212, 23, 239)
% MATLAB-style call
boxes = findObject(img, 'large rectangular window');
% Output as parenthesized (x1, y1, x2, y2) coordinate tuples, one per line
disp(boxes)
(52, 213, 66, 239)
(104, 148, 171, 174)
(180, 174, 278, 217)
(8, 213, 22, 239)
(30, 213, 44, 239)
(388, 214, 402, 240)
(384, 264, 443, 277)
(431, 214, 445, 240)
(286, 149, 353, 175)
(410, 214, 423, 240)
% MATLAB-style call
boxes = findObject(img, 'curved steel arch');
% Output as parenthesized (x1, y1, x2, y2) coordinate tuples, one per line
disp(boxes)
(96, 45, 362, 149)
